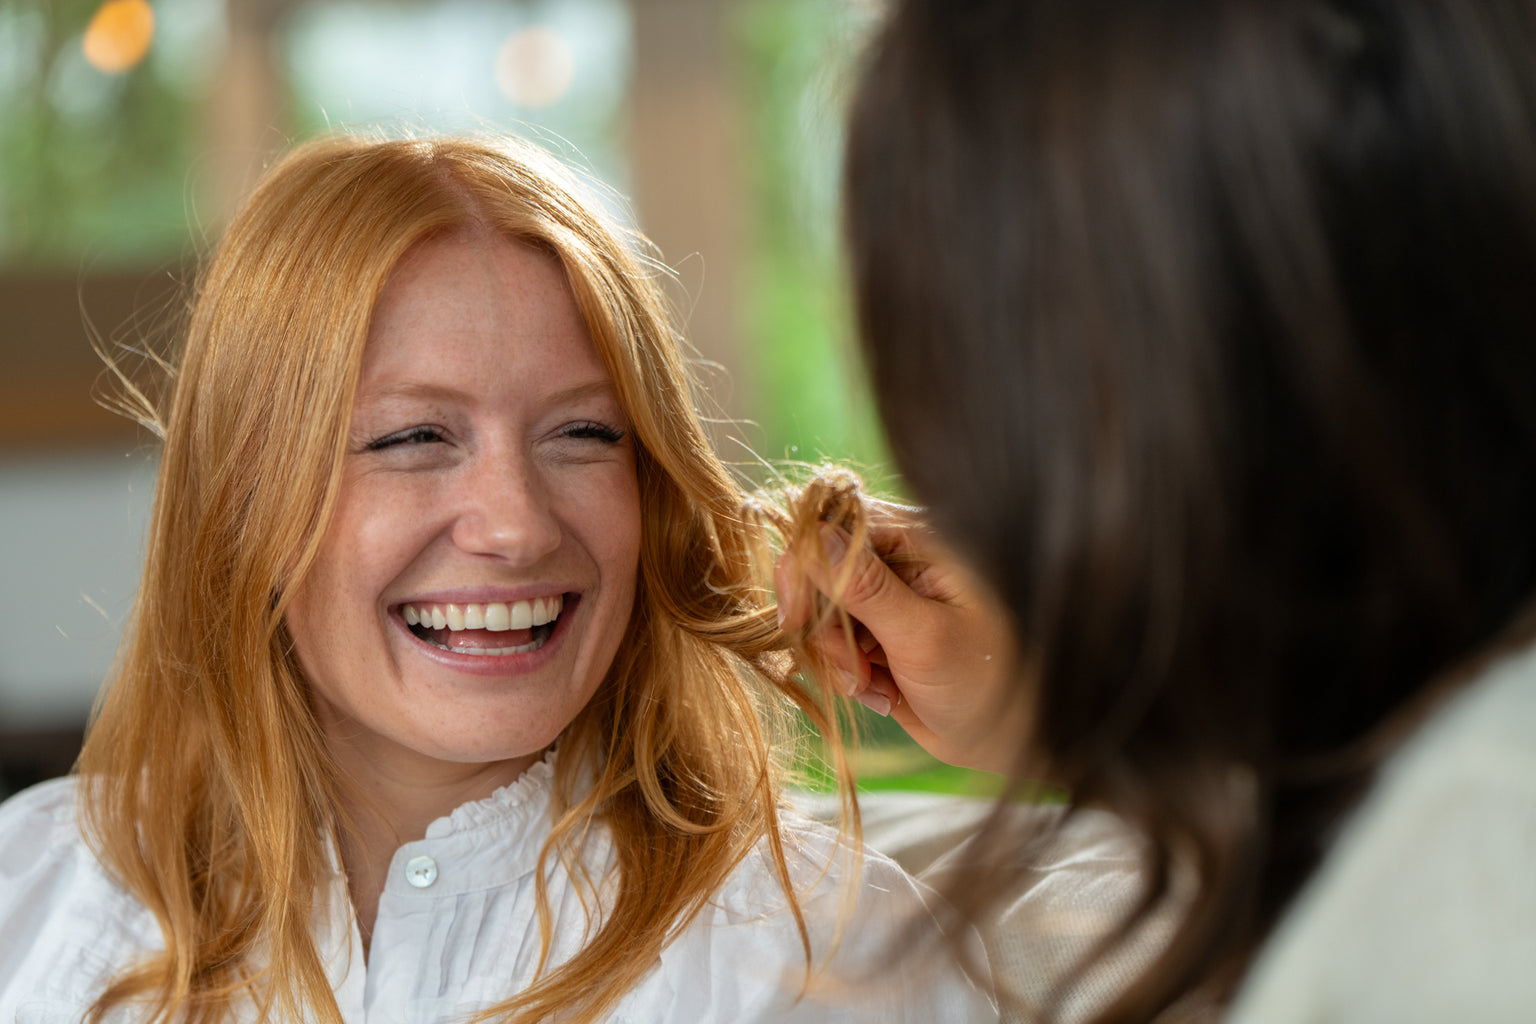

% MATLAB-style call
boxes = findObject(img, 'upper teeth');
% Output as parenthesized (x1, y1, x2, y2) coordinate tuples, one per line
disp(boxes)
(402, 596, 563, 632)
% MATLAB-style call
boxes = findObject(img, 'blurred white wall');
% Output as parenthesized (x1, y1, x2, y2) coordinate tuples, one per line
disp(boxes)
(0, 450, 156, 728)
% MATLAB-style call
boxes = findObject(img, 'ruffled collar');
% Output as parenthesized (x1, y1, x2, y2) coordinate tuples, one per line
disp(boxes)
(422, 752, 558, 840)
(369, 750, 595, 900)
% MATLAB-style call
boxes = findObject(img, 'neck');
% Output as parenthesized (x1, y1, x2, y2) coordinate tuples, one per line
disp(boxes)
(327, 743, 545, 954)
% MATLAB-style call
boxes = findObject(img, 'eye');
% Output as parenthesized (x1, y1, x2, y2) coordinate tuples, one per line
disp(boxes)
(364, 425, 448, 450)
(559, 421, 627, 444)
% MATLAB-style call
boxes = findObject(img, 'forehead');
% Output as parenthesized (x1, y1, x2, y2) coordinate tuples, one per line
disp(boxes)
(357, 232, 613, 400)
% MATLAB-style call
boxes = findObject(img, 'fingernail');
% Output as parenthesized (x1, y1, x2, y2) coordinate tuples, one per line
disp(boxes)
(855, 690, 892, 717)
(820, 523, 847, 565)
(776, 602, 786, 630)
(834, 668, 862, 696)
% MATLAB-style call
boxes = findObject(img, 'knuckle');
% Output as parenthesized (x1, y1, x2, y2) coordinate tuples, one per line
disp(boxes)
(840, 549, 889, 607)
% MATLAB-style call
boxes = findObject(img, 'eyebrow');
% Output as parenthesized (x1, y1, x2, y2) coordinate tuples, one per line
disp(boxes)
(356, 378, 620, 407)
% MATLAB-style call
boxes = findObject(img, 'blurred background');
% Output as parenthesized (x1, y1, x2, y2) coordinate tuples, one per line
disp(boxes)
(0, 0, 985, 798)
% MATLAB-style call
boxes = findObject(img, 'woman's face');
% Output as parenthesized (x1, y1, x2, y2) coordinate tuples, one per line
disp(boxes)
(286, 232, 641, 786)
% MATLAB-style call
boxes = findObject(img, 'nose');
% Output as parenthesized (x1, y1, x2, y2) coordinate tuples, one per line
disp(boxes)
(449, 450, 562, 565)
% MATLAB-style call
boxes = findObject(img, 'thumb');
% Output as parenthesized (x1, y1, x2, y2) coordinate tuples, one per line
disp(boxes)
(809, 522, 929, 639)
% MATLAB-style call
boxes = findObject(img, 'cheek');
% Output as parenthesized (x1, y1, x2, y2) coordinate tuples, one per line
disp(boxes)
(286, 477, 413, 667)
(283, 532, 358, 703)
(564, 465, 642, 608)
(323, 473, 440, 595)
(592, 481, 642, 679)
(603, 472, 644, 585)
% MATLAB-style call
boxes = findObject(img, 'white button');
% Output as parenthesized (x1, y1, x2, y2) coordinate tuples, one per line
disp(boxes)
(405, 855, 438, 888)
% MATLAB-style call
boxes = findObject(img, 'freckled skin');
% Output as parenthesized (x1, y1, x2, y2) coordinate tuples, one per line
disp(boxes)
(285, 233, 641, 798)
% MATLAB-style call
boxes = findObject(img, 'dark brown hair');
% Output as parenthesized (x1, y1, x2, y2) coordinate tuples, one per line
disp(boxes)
(845, 0, 1536, 1019)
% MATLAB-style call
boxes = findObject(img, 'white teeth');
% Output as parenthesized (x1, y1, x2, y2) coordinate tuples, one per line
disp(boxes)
(536, 594, 563, 625)
(410, 630, 548, 657)
(401, 596, 565, 634)
(540, 592, 565, 626)
(460, 638, 543, 656)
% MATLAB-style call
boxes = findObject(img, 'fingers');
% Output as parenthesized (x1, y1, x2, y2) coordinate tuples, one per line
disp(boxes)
(814, 618, 870, 687)
(777, 562, 905, 716)
(775, 512, 926, 631)
(773, 549, 812, 631)
(858, 501, 980, 608)
(771, 490, 1024, 767)
(805, 522, 931, 637)
(854, 674, 900, 716)
(770, 495, 930, 719)
(858, 501, 932, 573)
(774, 494, 934, 628)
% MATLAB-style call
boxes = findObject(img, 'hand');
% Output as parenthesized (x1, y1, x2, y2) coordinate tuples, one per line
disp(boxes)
(774, 500, 1027, 774)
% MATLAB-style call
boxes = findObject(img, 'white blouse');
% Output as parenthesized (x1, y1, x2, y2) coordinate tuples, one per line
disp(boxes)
(1227, 637, 1536, 1022)
(0, 759, 998, 1023)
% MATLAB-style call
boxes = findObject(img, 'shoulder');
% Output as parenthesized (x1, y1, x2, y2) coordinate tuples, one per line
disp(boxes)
(1230, 642, 1536, 1022)
(0, 776, 84, 876)
(0, 777, 161, 1018)
(708, 807, 970, 949)
(698, 808, 931, 918)
(636, 808, 998, 1023)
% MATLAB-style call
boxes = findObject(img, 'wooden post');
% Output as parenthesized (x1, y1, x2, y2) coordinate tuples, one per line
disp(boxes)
(625, 0, 752, 449)
(202, 0, 294, 226)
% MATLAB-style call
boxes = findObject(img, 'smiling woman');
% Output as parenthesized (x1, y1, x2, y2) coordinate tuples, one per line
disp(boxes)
(285, 231, 646, 951)
(0, 135, 997, 1023)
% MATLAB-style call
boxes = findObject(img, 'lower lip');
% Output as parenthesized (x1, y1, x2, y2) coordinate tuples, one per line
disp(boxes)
(393, 596, 579, 677)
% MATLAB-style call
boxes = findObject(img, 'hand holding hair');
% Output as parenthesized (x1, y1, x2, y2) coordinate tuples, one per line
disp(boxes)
(774, 492, 1024, 775)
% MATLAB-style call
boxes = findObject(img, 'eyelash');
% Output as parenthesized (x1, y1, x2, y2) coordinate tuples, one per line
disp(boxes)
(561, 421, 627, 444)
(362, 422, 626, 450)
(364, 426, 445, 450)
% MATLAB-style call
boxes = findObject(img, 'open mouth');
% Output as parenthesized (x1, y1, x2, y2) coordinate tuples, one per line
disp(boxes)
(401, 594, 567, 656)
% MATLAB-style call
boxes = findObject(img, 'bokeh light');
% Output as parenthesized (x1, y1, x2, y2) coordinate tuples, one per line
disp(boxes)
(82, 0, 155, 74)
(494, 26, 575, 108)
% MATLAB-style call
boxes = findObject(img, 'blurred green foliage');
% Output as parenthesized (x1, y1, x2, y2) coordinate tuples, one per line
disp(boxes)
(0, 0, 211, 269)
(734, 0, 895, 483)
(795, 704, 1051, 800)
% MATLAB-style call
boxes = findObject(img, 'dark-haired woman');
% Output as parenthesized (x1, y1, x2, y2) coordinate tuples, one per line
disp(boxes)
(784, 0, 1536, 1020)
